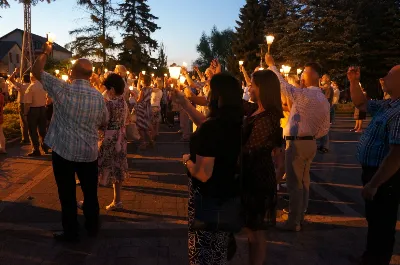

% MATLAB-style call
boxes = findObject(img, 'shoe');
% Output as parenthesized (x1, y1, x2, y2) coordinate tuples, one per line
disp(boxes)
(53, 231, 79, 243)
(350, 129, 357, 132)
(43, 149, 51, 154)
(106, 201, 123, 211)
(77, 201, 83, 210)
(283, 207, 289, 214)
(355, 130, 363, 133)
(319, 148, 329, 154)
(276, 222, 301, 232)
(27, 151, 41, 157)
(280, 183, 287, 189)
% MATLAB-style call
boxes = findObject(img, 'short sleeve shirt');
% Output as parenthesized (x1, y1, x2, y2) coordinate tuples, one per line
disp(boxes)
(189, 118, 242, 198)
(357, 98, 400, 167)
(24, 81, 46, 107)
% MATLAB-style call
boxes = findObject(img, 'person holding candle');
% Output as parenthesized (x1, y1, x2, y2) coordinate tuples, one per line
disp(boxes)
(136, 72, 154, 149)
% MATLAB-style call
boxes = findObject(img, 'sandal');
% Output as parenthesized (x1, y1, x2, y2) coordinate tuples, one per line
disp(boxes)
(106, 201, 123, 211)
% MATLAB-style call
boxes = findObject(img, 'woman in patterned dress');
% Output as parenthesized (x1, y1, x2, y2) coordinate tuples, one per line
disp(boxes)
(242, 70, 284, 265)
(136, 73, 153, 149)
(98, 73, 129, 211)
(176, 73, 243, 265)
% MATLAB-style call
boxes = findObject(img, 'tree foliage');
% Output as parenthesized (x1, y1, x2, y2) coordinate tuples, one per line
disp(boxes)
(195, 26, 234, 71)
(118, 0, 160, 73)
(0, 0, 54, 8)
(67, 0, 117, 67)
(154, 43, 168, 76)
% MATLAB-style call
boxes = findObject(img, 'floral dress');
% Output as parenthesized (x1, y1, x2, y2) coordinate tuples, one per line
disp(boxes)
(98, 97, 128, 185)
(242, 102, 283, 230)
(136, 87, 152, 131)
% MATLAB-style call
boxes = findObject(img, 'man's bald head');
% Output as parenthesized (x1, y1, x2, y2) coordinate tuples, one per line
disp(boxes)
(71, 59, 93, 81)
(382, 65, 400, 99)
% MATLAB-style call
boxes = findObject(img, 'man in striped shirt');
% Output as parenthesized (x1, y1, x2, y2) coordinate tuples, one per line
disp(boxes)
(32, 42, 108, 242)
(348, 66, 400, 265)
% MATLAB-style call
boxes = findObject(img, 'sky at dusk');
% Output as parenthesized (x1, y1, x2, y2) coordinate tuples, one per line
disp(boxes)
(0, 0, 245, 65)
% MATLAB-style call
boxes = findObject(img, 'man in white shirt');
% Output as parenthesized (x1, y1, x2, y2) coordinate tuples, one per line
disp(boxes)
(265, 54, 330, 231)
(24, 73, 49, 156)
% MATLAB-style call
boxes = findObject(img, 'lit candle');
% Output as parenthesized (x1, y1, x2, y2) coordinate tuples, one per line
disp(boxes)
(266, 35, 275, 45)
(169, 65, 181, 79)
(129, 86, 133, 91)
(92, 67, 95, 72)
(170, 84, 174, 88)
(61, 75, 68, 81)
(182, 62, 188, 67)
(126, 71, 130, 75)
(179, 75, 186, 84)
(239, 60, 244, 66)
(104, 68, 108, 73)
(55, 69, 60, 75)
(142, 71, 146, 75)
(71, 59, 77, 65)
(164, 73, 168, 77)
(297, 68, 302, 75)
(259, 67, 264, 71)
(47, 32, 56, 43)
(151, 73, 155, 77)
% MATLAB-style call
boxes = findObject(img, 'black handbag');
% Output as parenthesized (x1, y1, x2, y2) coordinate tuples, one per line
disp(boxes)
(190, 126, 244, 233)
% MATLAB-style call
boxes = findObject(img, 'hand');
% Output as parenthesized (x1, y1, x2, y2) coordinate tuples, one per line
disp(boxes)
(265, 54, 275, 67)
(171, 88, 187, 106)
(362, 182, 378, 201)
(42, 41, 53, 56)
(194, 66, 199, 72)
(138, 72, 143, 79)
(215, 59, 221, 74)
(182, 154, 190, 165)
(347, 66, 361, 82)
(181, 67, 188, 76)
(184, 87, 195, 99)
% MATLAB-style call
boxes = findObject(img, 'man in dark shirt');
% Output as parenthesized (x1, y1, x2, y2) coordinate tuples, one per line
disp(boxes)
(318, 74, 334, 153)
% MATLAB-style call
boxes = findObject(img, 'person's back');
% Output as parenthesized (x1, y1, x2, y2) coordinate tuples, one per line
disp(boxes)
(45, 76, 107, 162)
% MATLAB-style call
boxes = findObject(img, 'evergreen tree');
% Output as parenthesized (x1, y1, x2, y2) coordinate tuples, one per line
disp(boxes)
(354, 0, 400, 97)
(228, 0, 269, 76)
(195, 26, 234, 71)
(67, 0, 117, 67)
(155, 43, 168, 76)
(118, 0, 160, 73)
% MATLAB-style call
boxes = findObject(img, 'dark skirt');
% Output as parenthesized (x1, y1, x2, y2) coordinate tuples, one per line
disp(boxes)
(354, 107, 366, 120)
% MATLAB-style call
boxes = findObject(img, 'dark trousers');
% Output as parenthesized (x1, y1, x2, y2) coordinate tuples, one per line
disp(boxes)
(160, 103, 167, 123)
(19, 103, 29, 142)
(52, 152, 100, 236)
(362, 166, 400, 265)
(27, 106, 48, 152)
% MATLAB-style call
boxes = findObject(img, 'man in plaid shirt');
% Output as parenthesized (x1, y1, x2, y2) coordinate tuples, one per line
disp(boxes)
(348, 66, 400, 265)
(32, 42, 108, 242)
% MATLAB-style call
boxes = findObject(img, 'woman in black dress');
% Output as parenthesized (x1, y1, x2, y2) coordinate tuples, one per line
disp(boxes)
(242, 70, 284, 265)
(175, 73, 243, 265)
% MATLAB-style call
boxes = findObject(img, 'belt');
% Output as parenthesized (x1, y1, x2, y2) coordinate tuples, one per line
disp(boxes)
(284, 136, 315, 141)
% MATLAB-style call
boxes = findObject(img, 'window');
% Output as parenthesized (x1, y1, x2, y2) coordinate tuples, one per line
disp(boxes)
(34, 41, 42, 50)
(16, 53, 20, 63)
(9, 52, 12, 63)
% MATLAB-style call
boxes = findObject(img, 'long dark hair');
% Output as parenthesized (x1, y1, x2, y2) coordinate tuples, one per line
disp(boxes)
(208, 73, 244, 123)
(252, 70, 283, 118)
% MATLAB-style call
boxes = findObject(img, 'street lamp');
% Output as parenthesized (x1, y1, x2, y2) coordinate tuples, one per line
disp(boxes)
(266, 35, 275, 54)
(169, 64, 181, 79)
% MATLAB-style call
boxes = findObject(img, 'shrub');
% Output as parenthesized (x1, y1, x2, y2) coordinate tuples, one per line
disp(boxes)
(3, 102, 19, 115)
(3, 114, 20, 140)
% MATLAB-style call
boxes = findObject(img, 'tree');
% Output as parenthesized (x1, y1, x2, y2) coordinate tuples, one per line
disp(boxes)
(354, 0, 400, 97)
(0, 0, 53, 8)
(194, 26, 234, 71)
(118, 0, 160, 73)
(154, 43, 168, 76)
(67, 0, 117, 67)
(228, 0, 269, 76)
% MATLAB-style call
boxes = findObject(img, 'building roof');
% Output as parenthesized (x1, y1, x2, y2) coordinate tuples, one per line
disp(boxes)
(0, 28, 72, 54)
(0, 41, 21, 60)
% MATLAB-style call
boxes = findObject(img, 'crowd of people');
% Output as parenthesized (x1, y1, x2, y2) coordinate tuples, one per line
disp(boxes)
(0, 39, 399, 265)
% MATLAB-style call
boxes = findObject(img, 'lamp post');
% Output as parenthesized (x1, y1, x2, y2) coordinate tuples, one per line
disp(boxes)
(266, 35, 275, 54)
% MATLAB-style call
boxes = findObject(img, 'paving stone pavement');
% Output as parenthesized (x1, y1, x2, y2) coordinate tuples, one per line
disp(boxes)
(0, 118, 400, 265)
